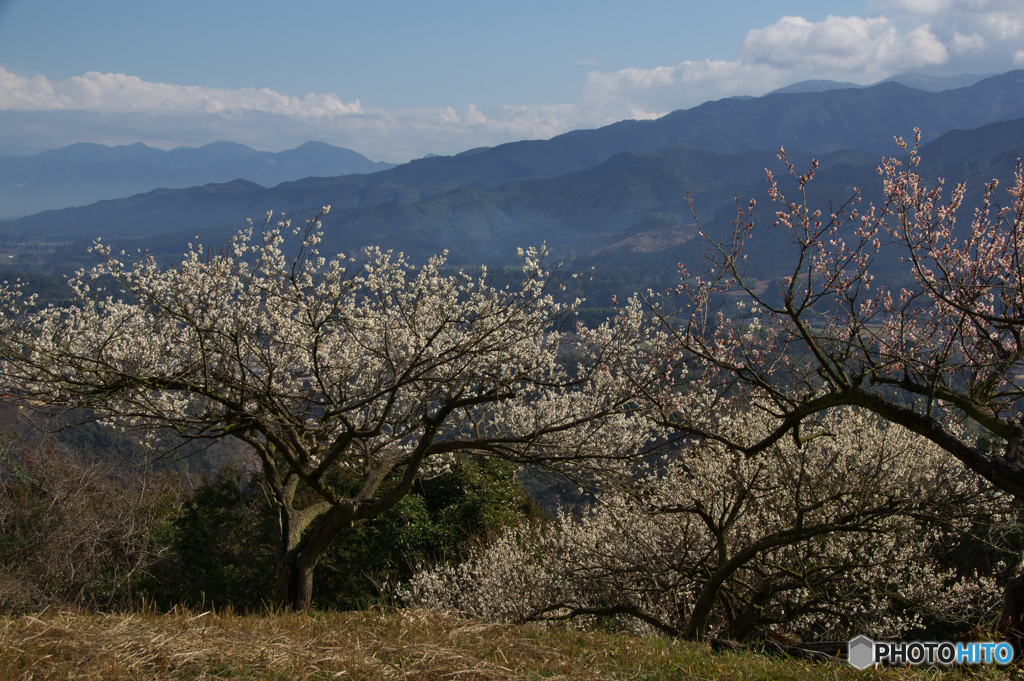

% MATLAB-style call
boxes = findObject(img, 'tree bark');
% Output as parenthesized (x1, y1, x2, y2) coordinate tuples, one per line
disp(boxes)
(687, 575, 727, 640)
(728, 584, 772, 641)
(273, 505, 353, 611)
(275, 556, 317, 611)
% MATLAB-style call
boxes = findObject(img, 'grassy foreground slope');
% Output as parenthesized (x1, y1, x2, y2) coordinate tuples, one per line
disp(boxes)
(0, 608, 1013, 680)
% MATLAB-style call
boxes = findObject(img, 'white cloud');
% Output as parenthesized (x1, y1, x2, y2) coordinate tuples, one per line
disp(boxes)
(951, 31, 988, 53)
(580, 3, 1024, 119)
(0, 68, 364, 116)
(874, 0, 1024, 45)
(740, 15, 948, 76)
(970, 6, 1024, 40)
(0, 67, 592, 161)
(583, 60, 784, 119)
(580, 13, 958, 116)
(876, 0, 949, 16)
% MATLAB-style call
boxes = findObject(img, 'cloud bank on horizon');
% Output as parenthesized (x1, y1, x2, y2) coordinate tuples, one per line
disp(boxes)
(1, 0, 1022, 162)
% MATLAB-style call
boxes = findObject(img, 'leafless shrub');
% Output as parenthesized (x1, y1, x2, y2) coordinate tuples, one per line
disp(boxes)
(0, 432, 182, 611)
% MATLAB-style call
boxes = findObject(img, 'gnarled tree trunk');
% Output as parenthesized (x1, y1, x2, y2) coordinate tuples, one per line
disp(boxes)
(271, 487, 353, 610)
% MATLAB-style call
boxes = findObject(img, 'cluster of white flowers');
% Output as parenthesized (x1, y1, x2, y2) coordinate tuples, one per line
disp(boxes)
(403, 407, 1011, 641)
(0, 210, 669, 609)
(0, 215, 662, 470)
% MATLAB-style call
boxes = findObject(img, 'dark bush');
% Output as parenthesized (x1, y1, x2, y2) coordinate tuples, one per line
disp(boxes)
(146, 455, 541, 611)
(141, 464, 277, 610)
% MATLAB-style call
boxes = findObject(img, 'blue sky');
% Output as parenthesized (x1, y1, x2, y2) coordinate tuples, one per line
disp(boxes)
(0, 0, 1022, 161)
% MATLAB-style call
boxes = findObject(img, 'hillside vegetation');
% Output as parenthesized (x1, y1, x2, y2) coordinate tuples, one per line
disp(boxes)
(4, 70, 1024, 680)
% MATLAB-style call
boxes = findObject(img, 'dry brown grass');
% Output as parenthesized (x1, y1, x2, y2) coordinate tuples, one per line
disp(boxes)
(0, 607, 1016, 680)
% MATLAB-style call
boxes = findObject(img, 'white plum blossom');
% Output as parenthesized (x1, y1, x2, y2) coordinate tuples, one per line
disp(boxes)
(0, 209, 664, 610)
(403, 408, 1011, 642)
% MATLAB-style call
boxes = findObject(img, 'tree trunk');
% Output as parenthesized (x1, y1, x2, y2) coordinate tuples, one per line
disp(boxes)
(686, 570, 731, 640)
(728, 583, 773, 641)
(998, 562, 1024, 657)
(273, 505, 353, 610)
(275, 556, 317, 611)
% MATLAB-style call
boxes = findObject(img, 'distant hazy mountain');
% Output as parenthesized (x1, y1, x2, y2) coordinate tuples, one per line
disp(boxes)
(766, 72, 994, 96)
(8, 114, 1021, 291)
(0, 141, 396, 218)
(6, 70, 1024, 262)
(230, 117, 1024, 286)
(223, 117, 1024, 271)
(3, 114, 1021, 319)
(766, 79, 866, 95)
(879, 72, 996, 91)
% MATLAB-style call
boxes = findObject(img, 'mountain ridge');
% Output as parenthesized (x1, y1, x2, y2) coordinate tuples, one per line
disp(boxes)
(7, 70, 1024, 299)
(9, 69, 1024, 245)
(0, 141, 395, 219)
(8, 69, 1024, 228)
(766, 71, 994, 95)
(23, 116, 1024, 284)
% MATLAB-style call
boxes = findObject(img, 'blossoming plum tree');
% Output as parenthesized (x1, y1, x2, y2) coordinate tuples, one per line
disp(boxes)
(648, 131, 1024, 639)
(404, 408, 1010, 641)
(0, 209, 660, 610)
